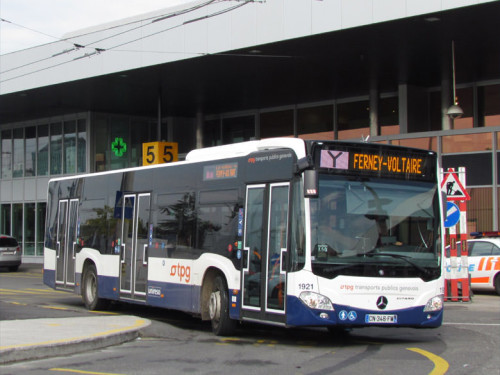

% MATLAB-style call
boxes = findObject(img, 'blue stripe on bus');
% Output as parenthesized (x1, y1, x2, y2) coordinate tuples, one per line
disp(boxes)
(43, 268, 55, 288)
(146, 281, 198, 313)
(97, 274, 120, 300)
(286, 296, 443, 328)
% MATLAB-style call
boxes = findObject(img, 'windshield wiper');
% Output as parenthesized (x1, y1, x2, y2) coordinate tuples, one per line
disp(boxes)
(357, 252, 429, 275)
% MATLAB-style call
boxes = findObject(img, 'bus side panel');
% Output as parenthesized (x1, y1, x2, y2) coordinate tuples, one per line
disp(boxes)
(146, 255, 240, 316)
(76, 249, 121, 301)
(146, 281, 200, 314)
(146, 257, 194, 312)
(43, 248, 56, 289)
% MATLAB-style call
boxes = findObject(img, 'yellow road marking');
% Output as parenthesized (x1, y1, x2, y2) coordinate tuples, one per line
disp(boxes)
(0, 288, 68, 295)
(216, 337, 241, 346)
(407, 347, 449, 375)
(26, 288, 67, 293)
(50, 368, 125, 375)
(0, 273, 41, 279)
(41, 305, 69, 311)
(0, 288, 41, 294)
(88, 310, 119, 315)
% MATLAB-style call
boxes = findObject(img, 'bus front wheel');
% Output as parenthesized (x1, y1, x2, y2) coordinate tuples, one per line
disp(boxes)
(208, 275, 236, 336)
(82, 264, 108, 310)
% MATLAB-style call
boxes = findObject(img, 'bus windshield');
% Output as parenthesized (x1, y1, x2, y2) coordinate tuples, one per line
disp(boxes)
(310, 174, 441, 281)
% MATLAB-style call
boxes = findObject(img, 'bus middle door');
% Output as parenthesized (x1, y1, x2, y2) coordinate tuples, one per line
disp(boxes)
(55, 199, 79, 289)
(241, 183, 290, 325)
(118, 193, 151, 301)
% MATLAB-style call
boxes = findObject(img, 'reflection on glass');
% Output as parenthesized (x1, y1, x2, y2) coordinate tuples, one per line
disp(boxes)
(37, 125, 49, 176)
(310, 174, 440, 280)
(468, 187, 492, 233)
(453, 87, 473, 129)
(77, 119, 87, 173)
(480, 84, 500, 127)
(1, 129, 12, 179)
(1, 204, 11, 234)
(261, 110, 294, 139)
(24, 203, 36, 255)
(50, 123, 63, 175)
(338, 101, 369, 140)
(36, 202, 46, 256)
(298, 105, 333, 140)
(25, 127, 36, 177)
(222, 116, 255, 145)
(13, 128, 24, 178)
(64, 121, 76, 174)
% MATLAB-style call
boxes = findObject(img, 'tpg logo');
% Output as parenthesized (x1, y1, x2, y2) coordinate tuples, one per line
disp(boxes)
(170, 263, 191, 283)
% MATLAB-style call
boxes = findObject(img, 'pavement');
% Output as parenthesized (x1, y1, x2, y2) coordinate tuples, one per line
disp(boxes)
(0, 315, 151, 365)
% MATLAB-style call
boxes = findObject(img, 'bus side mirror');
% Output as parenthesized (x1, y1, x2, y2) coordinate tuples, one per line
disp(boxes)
(304, 169, 319, 198)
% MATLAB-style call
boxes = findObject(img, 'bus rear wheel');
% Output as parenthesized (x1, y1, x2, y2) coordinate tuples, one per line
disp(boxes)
(82, 264, 108, 310)
(208, 275, 236, 336)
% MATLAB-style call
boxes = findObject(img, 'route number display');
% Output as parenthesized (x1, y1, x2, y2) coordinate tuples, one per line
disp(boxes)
(142, 142, 178, 166)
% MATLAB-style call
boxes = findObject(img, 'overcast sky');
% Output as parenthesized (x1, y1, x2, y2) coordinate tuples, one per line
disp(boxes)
(0, 0, 191, 54)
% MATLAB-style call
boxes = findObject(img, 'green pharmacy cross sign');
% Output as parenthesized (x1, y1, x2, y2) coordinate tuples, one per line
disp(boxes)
(111, 137, 127, 157)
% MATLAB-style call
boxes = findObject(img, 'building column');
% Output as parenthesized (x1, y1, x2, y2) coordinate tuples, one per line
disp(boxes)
(441, 43, 453, 131)
(369, 81, 379, 137)
(157, 92, 162, 140)
(398, 84, 408, 134)
(196, 110, 203, 149)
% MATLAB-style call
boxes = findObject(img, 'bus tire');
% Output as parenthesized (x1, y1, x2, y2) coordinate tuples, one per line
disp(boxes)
(82, 264, 108, 311)
(208, 275, 236, 336)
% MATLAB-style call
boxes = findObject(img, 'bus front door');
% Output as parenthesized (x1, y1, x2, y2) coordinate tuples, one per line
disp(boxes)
(241, 183, 289, 324)
(55, 199, 79, 289)
(119, 193, 151, 301)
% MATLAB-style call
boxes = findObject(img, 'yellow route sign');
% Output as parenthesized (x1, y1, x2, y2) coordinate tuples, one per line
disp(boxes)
(142, 142, 178, 166)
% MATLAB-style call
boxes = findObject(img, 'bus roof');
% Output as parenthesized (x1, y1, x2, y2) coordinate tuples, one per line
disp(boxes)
(186, 138, 307, 162)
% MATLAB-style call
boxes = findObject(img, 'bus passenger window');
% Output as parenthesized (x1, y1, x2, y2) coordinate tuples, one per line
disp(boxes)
(156, 193, 196, 257)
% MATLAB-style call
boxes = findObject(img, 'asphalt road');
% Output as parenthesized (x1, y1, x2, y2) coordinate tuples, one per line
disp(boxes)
(1, 264, 499, 375)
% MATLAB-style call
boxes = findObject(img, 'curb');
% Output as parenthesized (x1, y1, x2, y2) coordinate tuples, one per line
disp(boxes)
(0, 316, 151, 365)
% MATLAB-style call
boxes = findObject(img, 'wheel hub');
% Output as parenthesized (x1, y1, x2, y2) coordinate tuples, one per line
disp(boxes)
(209, 290, 221, 320)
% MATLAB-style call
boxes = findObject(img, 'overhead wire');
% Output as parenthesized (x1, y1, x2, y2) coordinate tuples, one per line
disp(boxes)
(0, 0, 218, 75)
(0, 17, 70, 44)
(105, 1, 249, 52)
(1, 0, 253, 84)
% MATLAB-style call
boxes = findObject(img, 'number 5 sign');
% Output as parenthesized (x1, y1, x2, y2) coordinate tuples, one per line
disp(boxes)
(142, 142, 178, 166)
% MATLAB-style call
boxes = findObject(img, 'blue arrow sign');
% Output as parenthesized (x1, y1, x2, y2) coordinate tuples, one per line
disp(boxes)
(444, 201, 460, 228)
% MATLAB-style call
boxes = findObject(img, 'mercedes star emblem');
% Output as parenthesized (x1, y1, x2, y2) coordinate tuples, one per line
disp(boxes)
(376, 296, 388, 310)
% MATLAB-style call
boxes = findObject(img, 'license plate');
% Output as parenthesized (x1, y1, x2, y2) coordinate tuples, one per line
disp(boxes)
(365, 314, 397, 323)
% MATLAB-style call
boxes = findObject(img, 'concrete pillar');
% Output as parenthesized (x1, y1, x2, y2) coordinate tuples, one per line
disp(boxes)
(441, 43, 452, 131)
(398, 84, 408, 134)
(369, 82, 379, 137)
(196, 111, 203, 149)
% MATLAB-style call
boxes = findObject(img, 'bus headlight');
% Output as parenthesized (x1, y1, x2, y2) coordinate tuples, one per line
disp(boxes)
(423, 295, 444, 312)
(299, 291, 334, 311)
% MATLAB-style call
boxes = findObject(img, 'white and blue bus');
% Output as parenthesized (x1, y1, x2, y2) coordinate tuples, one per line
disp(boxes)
(44, 138, 444, 335)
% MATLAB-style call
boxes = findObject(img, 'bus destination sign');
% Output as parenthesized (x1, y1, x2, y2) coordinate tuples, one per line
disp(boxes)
(203, 162, 238, 181)
(318, 148, 435, 180)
